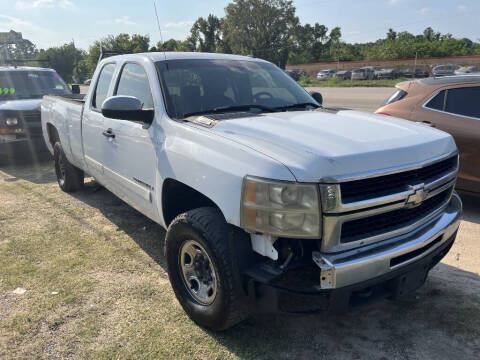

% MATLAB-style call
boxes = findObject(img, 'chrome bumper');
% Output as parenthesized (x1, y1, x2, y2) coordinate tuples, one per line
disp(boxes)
(313, 192, 462, 289)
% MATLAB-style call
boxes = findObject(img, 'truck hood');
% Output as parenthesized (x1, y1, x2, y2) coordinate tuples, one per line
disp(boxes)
(0, 99, 42, 112)
(210, 109, 457, 182)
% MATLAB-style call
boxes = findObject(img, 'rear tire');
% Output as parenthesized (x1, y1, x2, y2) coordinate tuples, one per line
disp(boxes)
(166, 207, 249, 331)
(53, 142, 84, 193)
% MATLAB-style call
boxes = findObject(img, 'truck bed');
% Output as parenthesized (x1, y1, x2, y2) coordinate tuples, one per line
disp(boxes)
(45, 93, 86, 103)
(41, 94, 86, 170)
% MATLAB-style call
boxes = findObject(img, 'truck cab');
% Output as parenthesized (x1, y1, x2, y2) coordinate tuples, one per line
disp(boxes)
(0, 66, 72, 159)
(41, 52, 462, 331)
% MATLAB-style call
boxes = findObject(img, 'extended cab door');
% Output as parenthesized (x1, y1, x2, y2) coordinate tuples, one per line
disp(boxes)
(100, 62, 159, 220)
(411, 85, 480, 191)
(82, 62, 117, 181)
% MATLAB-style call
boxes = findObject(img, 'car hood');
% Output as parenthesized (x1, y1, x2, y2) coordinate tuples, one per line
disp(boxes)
(210, 109, 457, 182)
(0, 98, 42, 112)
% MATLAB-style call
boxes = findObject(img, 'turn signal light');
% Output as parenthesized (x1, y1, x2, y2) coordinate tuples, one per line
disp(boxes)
(0, 128, 24, 134)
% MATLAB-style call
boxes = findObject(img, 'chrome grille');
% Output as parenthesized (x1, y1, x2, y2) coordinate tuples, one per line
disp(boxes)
(340, 187, 452, 243)
(340, 156, 457, 203)
(320, 153, 458, 253)
(22, 112, 41, 123)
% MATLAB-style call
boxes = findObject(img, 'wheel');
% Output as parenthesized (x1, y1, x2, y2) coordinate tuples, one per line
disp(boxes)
(53, 142, 84, 193)
(165, 207, 249, 331)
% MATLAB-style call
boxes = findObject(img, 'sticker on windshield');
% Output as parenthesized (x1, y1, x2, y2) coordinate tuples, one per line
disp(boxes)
(0, 88, 15, 96)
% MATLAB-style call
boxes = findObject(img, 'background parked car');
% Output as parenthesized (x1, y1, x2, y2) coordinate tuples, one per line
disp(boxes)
(334, 70, 351, 80)
(431, 64, 461, 77)
(454, 66, 480, 75)
(316, 69, 336, 80)
(376, 69, 401, 79)
(375, 75, 480, 193)
(374, 69, 383, 79)
(285, 69, 307, 81)
(0, 66, 73, 160)
(401, 68, 429, 78)
(351, 67, 375, 80)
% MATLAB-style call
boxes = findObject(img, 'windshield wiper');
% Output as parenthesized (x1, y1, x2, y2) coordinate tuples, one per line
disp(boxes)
(183, 104, 275, 118)
(273, 102, 320, 111)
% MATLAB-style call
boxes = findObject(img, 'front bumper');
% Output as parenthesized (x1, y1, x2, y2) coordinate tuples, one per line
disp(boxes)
(315, 192, 462, 289)
(0, 135, 48, 157)
(246, 193, 462, 313)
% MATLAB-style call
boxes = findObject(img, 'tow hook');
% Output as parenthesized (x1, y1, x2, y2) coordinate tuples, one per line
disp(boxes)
(312, 251, 335, 289)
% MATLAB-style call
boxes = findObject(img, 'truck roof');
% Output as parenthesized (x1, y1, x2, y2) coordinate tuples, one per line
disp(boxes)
(0, 66, 55, 72)
(102, 51, 269, 63)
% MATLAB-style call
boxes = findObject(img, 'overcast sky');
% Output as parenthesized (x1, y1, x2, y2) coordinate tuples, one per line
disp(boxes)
(0, 0, 478, 50)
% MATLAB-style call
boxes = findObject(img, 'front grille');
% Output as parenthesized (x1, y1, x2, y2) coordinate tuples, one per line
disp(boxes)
(340, 156, 457, 203)
(21, 112, 41, 123)
(340, 188, 452, 243)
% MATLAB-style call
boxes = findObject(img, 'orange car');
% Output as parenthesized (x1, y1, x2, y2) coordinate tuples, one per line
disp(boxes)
(375, 75, 480, 193)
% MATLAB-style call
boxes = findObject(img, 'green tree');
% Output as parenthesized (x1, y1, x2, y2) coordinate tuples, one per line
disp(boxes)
(188, 15, 226, 52)
(35, 42, 86, 83)
(386, 28, 397, 41)
(223, 0, 298, 67)
(83, 34, 150, 76)
(154, 38, 194, 52)
(5, 39, 38, 61)
(289, 23, 328, 62)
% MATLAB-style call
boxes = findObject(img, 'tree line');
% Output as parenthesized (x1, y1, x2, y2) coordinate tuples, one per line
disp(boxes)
(4, 0, 478, 83)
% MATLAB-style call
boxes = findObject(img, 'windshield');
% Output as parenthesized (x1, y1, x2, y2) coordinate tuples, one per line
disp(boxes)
(0, 70, 71, 100)
(156, 59, 316, 119)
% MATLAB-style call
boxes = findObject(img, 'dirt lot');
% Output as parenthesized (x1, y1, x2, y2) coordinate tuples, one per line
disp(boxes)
(0, 156, 479, 359)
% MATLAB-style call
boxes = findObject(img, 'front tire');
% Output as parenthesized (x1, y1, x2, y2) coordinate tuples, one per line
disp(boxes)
(166, 207, 249, 331)
(53, 142, 84, 193)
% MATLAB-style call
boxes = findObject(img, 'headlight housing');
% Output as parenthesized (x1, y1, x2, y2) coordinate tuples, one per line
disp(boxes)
(5, 117, 18, 126)
(241, 176, 321, 238)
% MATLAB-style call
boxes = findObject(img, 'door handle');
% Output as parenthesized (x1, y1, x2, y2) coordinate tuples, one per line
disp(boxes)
(102, 128, 115, 138)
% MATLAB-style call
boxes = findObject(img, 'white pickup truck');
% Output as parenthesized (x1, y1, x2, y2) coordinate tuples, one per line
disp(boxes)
(41, 52, 462, 331)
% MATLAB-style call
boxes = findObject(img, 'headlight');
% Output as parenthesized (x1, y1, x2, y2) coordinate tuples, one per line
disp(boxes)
(5, 118, 18, 126)
(241, 176, 321, 238)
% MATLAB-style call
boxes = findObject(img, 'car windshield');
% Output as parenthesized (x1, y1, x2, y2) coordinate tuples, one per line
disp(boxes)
(0, 70, 71, 99)
(156, 59, 316, 119)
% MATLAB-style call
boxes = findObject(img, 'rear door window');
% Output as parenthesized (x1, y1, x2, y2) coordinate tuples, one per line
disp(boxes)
(93, 63, 115, 109)
(445, 86, 480, 119)
(115, 63, 154, 109)
(425, 90, 446, 111)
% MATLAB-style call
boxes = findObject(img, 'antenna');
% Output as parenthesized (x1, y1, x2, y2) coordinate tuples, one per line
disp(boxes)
(153, 1, 167, 63)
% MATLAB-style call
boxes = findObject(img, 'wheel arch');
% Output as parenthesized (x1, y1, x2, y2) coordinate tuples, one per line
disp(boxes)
(161, 178, 222, 227)
(46, 122, 60, 148)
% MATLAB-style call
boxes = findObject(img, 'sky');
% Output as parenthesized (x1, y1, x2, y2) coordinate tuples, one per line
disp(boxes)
(0, 0, 478, 51)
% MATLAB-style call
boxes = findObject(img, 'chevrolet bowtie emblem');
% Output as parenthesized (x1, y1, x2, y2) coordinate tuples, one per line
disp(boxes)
(406, 184, 426, 207)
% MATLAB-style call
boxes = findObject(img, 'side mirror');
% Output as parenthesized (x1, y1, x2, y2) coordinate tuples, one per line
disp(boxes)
(71, 84, 80, 94)
(101, 95, 154, 124)
(309, 91, 323, 105)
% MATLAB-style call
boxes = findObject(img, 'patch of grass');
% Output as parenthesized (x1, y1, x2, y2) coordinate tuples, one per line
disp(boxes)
(1, 163, 479, 359)
(298, 76, 411, 87)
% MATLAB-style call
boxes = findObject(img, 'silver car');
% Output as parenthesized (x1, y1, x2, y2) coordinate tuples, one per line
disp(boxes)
(316, 69, 336, 80)
(454, 66, 480, 75)
(431, 64, 461, 77)
(351, 67, 375, 80)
